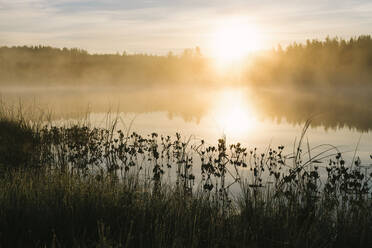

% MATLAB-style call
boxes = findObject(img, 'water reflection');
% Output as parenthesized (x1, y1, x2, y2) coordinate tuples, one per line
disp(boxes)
(1, 85, 372, 133)
(251, 88, 372, 132)
(211, 89, 258, 138)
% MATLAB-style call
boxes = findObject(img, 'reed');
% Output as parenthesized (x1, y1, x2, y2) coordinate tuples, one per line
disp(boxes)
(0, 110, 371, 247)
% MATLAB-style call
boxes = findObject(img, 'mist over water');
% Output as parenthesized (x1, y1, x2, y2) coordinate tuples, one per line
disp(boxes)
(1, 39, 372, 162)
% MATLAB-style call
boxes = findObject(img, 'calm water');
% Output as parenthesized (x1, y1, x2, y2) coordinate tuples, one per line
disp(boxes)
(1, 85, 372, 163)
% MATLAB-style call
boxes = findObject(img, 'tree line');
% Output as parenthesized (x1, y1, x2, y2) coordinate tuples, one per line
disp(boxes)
(0, 45, 211, 87)
(2, 35, 372, 88)
(246, 35, 372, 88)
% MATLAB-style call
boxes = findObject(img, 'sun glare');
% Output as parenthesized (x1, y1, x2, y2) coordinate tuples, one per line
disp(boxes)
(212, 89, 257, 138)
(212, 22, 261, 63)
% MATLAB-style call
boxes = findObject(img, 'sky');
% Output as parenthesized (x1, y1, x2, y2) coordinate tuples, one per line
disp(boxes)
(0, 0, 372, 55)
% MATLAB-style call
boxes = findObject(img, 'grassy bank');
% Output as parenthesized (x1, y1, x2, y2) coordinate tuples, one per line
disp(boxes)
(0, 113, 371, 247)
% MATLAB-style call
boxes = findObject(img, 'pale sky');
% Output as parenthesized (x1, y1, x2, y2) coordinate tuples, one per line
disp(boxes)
(0, 0, 371, 55)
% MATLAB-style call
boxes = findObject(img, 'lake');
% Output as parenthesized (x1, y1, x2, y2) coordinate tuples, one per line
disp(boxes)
(1, 85, 371, 164)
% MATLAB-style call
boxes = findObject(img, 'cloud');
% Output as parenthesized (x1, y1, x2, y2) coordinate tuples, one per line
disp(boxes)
(0, 0, 371, 54)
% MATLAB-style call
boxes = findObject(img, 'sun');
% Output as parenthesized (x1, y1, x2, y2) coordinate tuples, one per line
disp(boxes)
(212, 22, 261, 63)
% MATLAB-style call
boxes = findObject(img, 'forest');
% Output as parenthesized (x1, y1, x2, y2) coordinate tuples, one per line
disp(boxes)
(246, 35, 372, 88)
(1, 35, 372, 88)
(0, 46, 211, 87)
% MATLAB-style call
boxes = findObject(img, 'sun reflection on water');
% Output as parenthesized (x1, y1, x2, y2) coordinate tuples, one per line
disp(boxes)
(211, 89, 257, 138)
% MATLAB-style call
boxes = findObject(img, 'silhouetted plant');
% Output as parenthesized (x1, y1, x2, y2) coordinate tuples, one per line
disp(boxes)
(0, 115, 371, 247)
